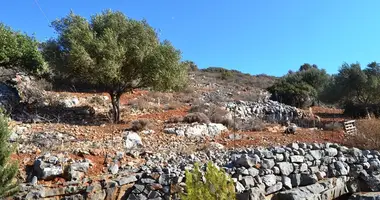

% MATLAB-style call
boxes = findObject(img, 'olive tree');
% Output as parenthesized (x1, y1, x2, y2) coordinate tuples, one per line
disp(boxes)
(44, 10, 188, 122)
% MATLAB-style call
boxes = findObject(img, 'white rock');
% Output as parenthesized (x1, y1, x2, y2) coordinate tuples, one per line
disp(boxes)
(123, 131, 143, 149)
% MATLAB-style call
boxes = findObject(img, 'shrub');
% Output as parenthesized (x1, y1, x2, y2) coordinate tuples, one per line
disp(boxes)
(181, 161, 236, 200)
(183, 112, 210, 124)
(130, 119, 154, 132)
(189, 103, 233, 127)
(0, 113, 19, 198)
(164, 101, 183, 110)
(208, 106, 233, 128)
(167, 116, 184, 123)
(235, 118, 266, 131)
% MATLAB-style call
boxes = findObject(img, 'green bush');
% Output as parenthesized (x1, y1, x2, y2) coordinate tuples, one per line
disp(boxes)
(0, 113, 18, 198)
(181, 161, 236, 200)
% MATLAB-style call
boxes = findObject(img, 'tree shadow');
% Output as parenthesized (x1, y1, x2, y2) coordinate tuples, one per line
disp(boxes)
(11, 103, 110, 126)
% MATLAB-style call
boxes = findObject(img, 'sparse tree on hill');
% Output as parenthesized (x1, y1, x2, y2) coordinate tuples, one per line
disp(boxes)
(0, 23, 47, 75)
(0, 113, 18, 198)
(43, 10, 188, 122)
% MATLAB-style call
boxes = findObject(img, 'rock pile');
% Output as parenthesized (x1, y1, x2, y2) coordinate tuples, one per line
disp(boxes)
(225, 100, 308, 123)
(164, 123, 227, 137)
(15, 142, 380, 200)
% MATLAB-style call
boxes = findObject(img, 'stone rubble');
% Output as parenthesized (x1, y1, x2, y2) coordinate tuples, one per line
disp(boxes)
(225, 100, 309, 123)
(14, 142, 380, 200)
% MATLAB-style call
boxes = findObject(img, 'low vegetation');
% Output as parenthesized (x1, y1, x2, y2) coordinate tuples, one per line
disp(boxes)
(181, 161, 236, 200)
(0, 113, 18, 198)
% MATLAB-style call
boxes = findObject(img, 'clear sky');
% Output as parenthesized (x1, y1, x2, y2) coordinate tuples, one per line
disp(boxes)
(1, 0, 380, 76)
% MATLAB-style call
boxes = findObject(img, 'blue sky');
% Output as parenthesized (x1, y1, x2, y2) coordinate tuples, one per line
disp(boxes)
(1, 0, 380, 76)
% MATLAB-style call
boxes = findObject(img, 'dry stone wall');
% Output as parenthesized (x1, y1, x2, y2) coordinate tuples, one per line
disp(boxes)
(15, 142, 380, 200)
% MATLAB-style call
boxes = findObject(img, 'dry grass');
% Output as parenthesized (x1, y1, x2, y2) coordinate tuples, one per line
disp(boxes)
(343, 119, 380, 150)
(323, 122, 343, 131)
(167, 116, 184, 123)
(127, 98, 161, 112)
(235, 118, 266, 131)
(183, 112, 210, 124)
(130, 119, 154, 131)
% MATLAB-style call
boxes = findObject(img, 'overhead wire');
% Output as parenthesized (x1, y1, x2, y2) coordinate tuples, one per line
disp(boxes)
(33, 0, 50, 24)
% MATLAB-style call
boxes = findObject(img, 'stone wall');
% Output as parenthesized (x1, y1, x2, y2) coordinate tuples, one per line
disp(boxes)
(225, 100, 309, 124)
(15, 142, 380, 200)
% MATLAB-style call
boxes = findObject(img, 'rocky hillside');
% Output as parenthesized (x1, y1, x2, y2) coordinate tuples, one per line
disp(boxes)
(0, 71, 367, 200)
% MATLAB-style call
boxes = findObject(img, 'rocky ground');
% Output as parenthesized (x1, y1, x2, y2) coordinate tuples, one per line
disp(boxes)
(1, 71, 352, 199)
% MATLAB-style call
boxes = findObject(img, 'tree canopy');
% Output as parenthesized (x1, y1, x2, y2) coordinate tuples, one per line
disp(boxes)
(268, 64, 329, 108)
(319, 62, 380, 108)
(0, 23, 46, 75)
(43, 10, 188, 122)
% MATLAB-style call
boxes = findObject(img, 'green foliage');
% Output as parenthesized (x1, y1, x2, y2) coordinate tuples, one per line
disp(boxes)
(0, 113, 18, 198)
(220, 70, 233, 80)
(320, 62, 380, 106)
(182, 161, 236, 200)
(43, 10, 188, 122)
(183, 60, 198, 71)
(268, 65, 329, 108)
(0, 23, 46, 75)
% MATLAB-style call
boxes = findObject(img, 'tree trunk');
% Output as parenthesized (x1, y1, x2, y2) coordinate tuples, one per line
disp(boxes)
(110, 91, 122, 123)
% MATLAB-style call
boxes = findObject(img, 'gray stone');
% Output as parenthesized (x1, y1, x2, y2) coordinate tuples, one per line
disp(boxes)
(309, 150, 323, 160)
(235, 181, 245, 193)
(262, 159, 275, 169)
(325, 148, 338, 157)
(141, 178, 156, 184)
(288, 143, 299, 150)
(159, 174, 170, 185)
(237, 154, 260, 168)
(118, 176, 138, 185)
(241, 176, 255, 188)
(109, 164, 119, 175)
(124, 131, 143, 149)
(262, 174, 276, 187)
(147, 191, 161, 198)
(282, 176, 292, 189)
(335, 161, 349, 176)
(248, 167, 259, 177)
(33, 159, 63, 180)
(273, 166, 280, 175)
(266, 182, 283, 195)
(290, 155, 304, 163)
(275, 153, 284, 162)
(277, 162, 294, 176)
(132, 184, 145, 193)
(31, 176, 38, 186)
(299, 163, 308, 172)
(274, 147, 286, 154)
(310, 166, 319, 174)
(351, 148, 363, 158)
